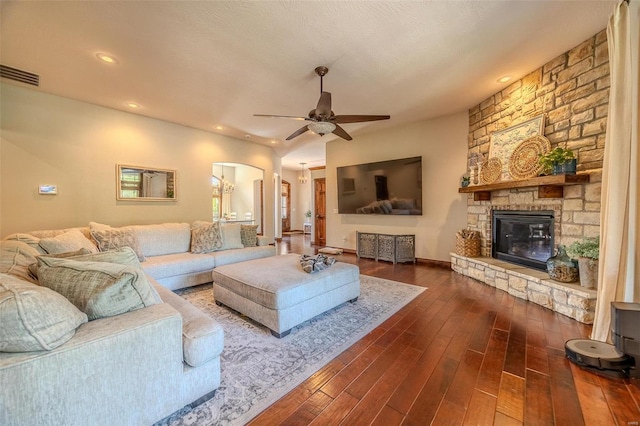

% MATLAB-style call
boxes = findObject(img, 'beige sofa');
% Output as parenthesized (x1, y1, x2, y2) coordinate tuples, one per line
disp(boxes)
(13, 221, 277, 290)
(0, 221, 275, 425)
(0, 242, 224, 425)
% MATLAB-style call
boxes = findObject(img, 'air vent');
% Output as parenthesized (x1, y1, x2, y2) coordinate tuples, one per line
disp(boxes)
(0, 65, 39, 86)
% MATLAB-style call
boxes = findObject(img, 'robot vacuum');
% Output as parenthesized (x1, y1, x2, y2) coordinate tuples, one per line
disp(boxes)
(565, 302, 639, 378)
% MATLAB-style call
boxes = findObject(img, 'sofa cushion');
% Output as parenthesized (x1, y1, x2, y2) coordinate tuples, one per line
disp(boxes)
(142, 252, 216, 280)
(190, 222, 223, 254)
(211, 245, 276, 267)
(127, 223, 191, 257)
(151, 279, 224, 367)
(220, 223, 244, 250)
(240, 224, 259, 247)
(38, 229, 99, 255)
(37, 257, 159, 320)
(0, 240, 40, 284)
(90, 228, 145, 261)
(0, 273, 88, 352)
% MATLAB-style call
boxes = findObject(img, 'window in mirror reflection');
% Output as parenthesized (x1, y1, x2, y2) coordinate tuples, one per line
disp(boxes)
(116, 165, 176, 201)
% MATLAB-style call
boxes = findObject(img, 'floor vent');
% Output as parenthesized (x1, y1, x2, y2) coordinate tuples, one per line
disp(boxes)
(0, 64, 40, 86)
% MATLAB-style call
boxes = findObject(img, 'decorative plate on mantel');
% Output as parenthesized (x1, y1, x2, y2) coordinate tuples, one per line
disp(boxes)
(508, 135, 551, 180)
(480, 157, 502, 184)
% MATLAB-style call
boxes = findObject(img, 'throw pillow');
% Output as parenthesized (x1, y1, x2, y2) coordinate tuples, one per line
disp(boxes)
(0, 241, 41, 284)
(90, 228, 145, 261)
(67, 246, 142, 268)
(190, 222, 223, 254)
(27, 248, 92, 281)
(240, 224, 259, 247)
(0, 273, 88, 352)
(89, 221, 112, 231)
(219, 223, 244, 250)
(37, 256, 159, 320)
(4, 233, 45, 254)
(38, 229, 99, 255)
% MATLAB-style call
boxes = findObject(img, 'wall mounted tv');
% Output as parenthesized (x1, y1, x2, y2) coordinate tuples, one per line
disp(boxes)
(337, 156, 422, 215)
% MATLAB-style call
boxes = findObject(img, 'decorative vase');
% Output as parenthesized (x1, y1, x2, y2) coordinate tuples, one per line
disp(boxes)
(552, 159, 577, 175)
(577, 257, 598, 289)
(546, 245, 579, 283)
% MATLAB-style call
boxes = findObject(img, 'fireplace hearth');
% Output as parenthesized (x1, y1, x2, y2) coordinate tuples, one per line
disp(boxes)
(492, 210, 554, 271)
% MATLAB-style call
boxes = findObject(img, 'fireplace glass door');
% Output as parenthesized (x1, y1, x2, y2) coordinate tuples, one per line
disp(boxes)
(492, 211, 554, 271)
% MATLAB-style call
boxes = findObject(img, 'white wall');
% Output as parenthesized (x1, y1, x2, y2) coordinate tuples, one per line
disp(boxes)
(326, 113, 469, 261)
(0, 84, 281, 239)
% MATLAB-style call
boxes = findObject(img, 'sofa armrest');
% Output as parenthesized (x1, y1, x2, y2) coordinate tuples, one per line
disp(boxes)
(257, 235, 271, 246)
(151, 280, 224, 367)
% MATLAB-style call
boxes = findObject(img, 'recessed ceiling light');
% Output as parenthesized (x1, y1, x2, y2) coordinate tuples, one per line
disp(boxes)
(96, 53, 118, 64)
(215, 125, 224, 130)
(245, 135, 251, 139)
(270, 140, 277, 144)
(126, 102, 140, 109)
(497, 75, 512, 83)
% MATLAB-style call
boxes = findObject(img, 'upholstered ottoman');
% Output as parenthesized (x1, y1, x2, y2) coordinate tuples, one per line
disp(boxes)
(212, 254, 360, 337)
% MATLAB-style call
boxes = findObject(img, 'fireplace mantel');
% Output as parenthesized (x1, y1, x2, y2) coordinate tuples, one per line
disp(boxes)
(459, 173, 590, 201)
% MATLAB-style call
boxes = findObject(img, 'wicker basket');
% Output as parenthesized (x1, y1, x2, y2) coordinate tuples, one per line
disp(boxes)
(455, 230, 481, 257)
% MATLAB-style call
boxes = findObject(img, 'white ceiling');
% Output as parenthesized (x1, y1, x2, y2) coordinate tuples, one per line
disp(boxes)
(1, 1, 616, 170)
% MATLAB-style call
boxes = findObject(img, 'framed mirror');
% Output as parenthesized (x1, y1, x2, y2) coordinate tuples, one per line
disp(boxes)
(116, 164, 177, 201)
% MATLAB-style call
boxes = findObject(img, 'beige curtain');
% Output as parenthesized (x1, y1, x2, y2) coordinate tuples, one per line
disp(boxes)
(591, 0, 640, 342)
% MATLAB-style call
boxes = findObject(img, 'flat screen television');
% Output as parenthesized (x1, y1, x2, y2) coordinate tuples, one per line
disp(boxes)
(337, 156, 422, 215)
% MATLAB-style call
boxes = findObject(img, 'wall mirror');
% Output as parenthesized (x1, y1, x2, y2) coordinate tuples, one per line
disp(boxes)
(116, 164, 177, 201)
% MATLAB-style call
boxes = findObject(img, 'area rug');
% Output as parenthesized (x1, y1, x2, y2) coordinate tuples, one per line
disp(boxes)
(155, 275, 425, 426)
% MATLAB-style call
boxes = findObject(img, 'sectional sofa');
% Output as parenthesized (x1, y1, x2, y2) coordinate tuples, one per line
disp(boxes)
(0, 221, 276, 425)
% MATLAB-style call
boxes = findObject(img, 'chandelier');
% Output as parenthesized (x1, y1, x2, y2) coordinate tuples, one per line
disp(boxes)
(220, 163, 234, 194)
(298, 162, 308, 184)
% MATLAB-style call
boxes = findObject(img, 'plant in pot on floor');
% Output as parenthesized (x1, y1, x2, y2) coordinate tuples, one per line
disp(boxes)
(461, 175, 471, 188)
(539, 147, 577, 175)
(567, 236, 600, 289)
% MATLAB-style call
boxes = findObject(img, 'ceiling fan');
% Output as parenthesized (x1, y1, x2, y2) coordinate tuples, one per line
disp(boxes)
(254, 66, 390, 141)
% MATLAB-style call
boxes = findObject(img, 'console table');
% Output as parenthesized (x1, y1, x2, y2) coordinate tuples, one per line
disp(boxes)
(356, 232, 416, 264)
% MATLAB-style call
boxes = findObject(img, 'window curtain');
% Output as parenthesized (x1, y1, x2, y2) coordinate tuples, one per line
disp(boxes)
(591, 0, 640, 342)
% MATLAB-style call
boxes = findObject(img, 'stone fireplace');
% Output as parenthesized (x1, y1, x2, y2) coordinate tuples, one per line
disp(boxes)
(451, 30, 608, 324)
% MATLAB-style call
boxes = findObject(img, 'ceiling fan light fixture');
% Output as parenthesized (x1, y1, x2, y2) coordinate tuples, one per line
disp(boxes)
(308, 121, 336, 136)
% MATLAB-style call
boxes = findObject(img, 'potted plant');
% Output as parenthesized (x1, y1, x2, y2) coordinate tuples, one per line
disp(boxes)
(567, 236, 599, 289)
(538, 147, 577, 175)
(461, 176, 471, 187)
(304, 209, 312, 220)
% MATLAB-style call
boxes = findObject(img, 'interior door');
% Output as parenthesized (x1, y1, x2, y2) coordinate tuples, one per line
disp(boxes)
(314, 178, 326, 246)
(281, 180, 291, 232)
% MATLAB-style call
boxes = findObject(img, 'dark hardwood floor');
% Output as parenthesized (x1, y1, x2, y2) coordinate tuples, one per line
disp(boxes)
(248, 234, 640, 425)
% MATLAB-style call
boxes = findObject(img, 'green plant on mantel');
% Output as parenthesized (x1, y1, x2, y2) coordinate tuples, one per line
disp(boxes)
(538, 147, 575, 175)
(567, 236, 600, 265)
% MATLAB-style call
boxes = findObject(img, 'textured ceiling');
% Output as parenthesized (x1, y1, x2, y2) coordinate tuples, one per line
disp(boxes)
(1, 1, 616, 169)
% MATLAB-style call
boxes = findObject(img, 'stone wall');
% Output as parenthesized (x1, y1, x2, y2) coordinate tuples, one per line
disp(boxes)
(465, 30, 608, 254)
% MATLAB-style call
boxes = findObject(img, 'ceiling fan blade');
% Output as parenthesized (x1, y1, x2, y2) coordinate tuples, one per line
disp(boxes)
(286, 125, 310, 140)
(332, 124, 353, 141)
(334, 115, 390, 124)
(315, 92, 332, 118)
(253, 114, 310, 121)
